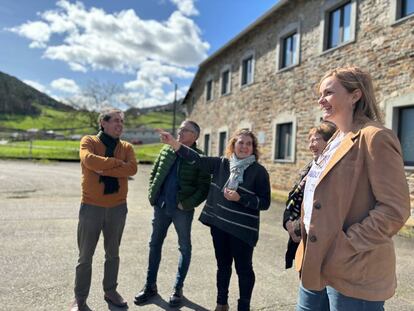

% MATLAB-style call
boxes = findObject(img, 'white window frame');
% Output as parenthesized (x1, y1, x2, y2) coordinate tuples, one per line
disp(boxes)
(390, 0, 414, 25)
(240, 50, 255, 88)
(202, 129, 212, 156)
(319, 0, 357, 54)
(217, 126, 229, 157)
(205, 77, 214, 103)
(276, 21, 301, 72)
(272, 113, 297, 163)
(385, 92, 414, 169)
(220, 65, 232, 96)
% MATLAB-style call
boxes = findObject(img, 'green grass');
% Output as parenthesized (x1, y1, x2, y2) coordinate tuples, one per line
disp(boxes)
(134, 143, 162, 162)
(0, 140, 79, 160)
(0, 105, 177, 162)
(0, 140, 163, 163)
(0, 106, 184, 134)
(0, 106, 95, 134)
(11, 140, 80, 148)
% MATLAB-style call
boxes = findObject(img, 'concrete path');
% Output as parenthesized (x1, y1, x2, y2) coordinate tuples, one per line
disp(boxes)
(0, 160, 413, 311)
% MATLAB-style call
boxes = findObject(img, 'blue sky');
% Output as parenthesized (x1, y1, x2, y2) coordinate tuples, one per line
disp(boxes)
(0, 0, 278, 108)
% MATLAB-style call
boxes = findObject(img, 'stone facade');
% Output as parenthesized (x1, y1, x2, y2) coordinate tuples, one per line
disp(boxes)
(183, 0, 414, 208)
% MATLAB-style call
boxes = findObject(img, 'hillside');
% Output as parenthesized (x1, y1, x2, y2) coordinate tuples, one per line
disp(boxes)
(0, 70, 185, 134)
(0, 71, 73, 115)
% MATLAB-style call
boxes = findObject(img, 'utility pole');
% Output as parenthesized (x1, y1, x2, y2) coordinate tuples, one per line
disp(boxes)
(172, 82, 177, 137)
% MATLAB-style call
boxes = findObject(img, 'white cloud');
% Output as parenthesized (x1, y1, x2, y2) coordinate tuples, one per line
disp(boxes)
(51, 78, 80, 93)
(124, 60, 193, 90)
(9, 21, 51, 48)
(8, 1, 208, 71)
(170, 0, 199, 16)
(23, 80, 48, 93)
(8, 0, 209, 108)
(123, 60, 192, 107)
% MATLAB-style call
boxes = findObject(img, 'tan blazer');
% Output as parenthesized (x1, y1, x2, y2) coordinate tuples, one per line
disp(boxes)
(295, 117, 410, 301)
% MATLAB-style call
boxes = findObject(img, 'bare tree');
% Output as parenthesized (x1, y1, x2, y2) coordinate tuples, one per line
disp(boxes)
(66, 80, 125, 130)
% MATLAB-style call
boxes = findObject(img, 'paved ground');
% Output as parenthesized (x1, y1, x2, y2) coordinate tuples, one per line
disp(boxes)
(0, 159, 413, 311)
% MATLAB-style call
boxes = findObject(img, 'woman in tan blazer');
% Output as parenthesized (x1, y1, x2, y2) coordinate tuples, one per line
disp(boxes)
(295, 67, 410, 311)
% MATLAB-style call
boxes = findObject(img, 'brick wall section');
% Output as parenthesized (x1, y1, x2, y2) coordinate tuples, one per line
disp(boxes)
(185, 0, 414, 207)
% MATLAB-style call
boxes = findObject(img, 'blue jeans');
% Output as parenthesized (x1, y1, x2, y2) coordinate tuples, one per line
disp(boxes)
(296, 283, 385, 311)
(146, 205, 194, 289)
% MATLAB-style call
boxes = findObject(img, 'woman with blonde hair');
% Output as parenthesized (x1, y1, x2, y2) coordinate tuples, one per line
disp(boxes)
(158, 128, 271, 311)
(295, 66, 410, 311)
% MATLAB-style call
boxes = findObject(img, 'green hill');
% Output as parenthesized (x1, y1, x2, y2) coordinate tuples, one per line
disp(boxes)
(0, 71, 73, 115)
(0, 70, 185, 134)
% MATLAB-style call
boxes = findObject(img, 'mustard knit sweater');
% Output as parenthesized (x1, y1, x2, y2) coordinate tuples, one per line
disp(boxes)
(80, 135, 138, 208)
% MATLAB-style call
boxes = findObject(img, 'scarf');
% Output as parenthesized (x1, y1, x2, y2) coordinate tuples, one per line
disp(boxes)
(97, 131, 120, 195)
(285, 161, 312, 222)
(224, 153, 256, 190)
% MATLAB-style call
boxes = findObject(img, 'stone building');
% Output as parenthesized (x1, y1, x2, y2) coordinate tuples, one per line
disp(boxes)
(182, 0, 414, 208)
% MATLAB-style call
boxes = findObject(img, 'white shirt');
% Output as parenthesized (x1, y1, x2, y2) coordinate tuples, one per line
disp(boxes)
(303, 132, 345, 233)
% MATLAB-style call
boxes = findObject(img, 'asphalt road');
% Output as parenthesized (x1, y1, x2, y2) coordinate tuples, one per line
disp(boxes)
(0, 160, 413, 311)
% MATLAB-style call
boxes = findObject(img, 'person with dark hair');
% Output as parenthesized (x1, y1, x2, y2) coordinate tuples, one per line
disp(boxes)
(134, 120, 210, 308)
(71, 109, 137, 311)
(283, 122, 336, 269)
(295, 67, 410, 311)
(158, 128, 271, 311)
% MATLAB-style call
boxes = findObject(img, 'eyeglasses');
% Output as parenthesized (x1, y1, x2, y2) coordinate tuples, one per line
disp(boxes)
(178, 127, 195, 133)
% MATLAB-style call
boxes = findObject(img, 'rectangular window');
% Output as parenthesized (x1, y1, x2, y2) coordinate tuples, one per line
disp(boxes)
(398, 106, 414, 166)
(241, 56, 253, 86)
(204, 133, 210, 156)
(218, 131, 227, 156)
(275, 122, 292, 160)
(401, 0, 414, 18)
(206, 79, 213, 101)
(327, 2, 351, 49)
(282, 32, 298, 68)
(221, 70, 230, 95)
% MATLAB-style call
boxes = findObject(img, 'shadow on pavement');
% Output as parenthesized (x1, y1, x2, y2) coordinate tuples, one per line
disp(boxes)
(131, 294, 210, 310)
(107, 302, 129, 311)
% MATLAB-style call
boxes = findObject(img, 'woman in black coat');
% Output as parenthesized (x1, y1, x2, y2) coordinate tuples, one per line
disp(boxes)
(158, 128, 271, 311)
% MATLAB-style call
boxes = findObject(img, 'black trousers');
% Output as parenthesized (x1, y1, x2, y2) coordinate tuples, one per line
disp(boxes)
(210, 226, 255, 311)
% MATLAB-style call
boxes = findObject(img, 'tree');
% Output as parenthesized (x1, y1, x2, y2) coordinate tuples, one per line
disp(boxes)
(66, 80, 124, 130)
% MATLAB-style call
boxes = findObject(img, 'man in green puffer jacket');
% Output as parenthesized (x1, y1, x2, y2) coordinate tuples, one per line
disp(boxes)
(134, 121, 211, 308)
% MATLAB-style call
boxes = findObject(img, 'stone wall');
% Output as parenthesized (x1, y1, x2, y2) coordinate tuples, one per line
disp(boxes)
(185, 0, 414, 207)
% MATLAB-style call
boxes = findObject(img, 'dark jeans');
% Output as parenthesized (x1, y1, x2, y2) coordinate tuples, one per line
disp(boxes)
(296, 283, 385, 311)
(74, 203, 127, 300)
(146, 205, 194, 289)
(210, 226, 255, 311)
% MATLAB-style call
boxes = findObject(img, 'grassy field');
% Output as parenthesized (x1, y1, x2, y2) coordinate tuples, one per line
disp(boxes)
(0, 139, 163, 163)
(0, 105, 179, 162)
(0, 106, 184, 134)
(0, 106, 95, 134)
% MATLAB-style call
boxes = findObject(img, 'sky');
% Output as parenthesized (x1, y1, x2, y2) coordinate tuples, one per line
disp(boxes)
(0, 0, 279, 109)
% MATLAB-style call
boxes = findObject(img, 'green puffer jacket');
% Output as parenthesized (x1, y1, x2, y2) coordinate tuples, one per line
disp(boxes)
(148, 144, 211, 211)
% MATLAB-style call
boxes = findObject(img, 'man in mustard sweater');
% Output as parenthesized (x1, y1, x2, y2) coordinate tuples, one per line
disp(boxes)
(70, 109, 137, 311)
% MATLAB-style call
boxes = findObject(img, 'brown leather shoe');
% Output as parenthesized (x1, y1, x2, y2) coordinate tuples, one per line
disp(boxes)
(70, 299, 92, 311)
(214, 304, 229, 311)
(104, 290, 128, 308)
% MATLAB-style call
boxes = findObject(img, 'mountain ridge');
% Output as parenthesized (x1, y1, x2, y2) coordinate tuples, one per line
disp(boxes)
(0, 70, 73, 115)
